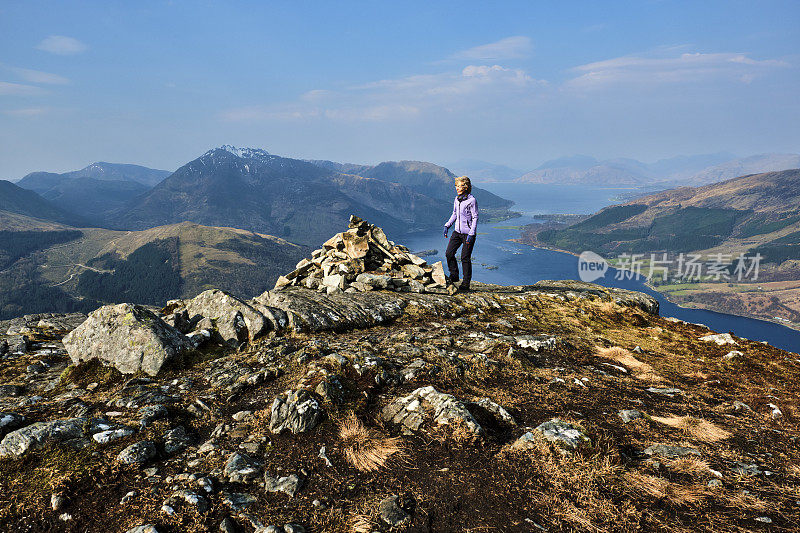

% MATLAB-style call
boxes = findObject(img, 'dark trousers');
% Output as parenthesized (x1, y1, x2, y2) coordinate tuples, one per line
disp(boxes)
(445, 232, 475, 287)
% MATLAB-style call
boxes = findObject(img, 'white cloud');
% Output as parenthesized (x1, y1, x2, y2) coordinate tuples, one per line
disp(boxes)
(36, 35, 87, 55)
(222, 64, 545, 123)
(451, 36, 532, 61)
(11, 66, 69, 85)
(567, 51, 788, 89)
(0, 81, 46, 96)
(3, 107, 47, 117)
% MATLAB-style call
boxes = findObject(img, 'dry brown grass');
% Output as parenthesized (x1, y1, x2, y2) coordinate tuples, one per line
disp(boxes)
(651, 415, 731, 442)
(596, 346, 663, 383)
(338, 413, 405, 472)
(665, 456, 712, 477)
(624, 472, 708, 507)
(501, 433, 637, 531)
(348, 514, 376, 533)
(788, 463, 800, 479)
(725, 491, 774, 512)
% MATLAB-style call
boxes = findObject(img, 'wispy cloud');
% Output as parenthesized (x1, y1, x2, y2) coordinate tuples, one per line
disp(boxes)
(567, 50, 788, 89)
(10, 66, 69, 85)
(0, 81, 46, 96)
(450, 36, 532, 61)
(221, 64, 545, 123)
(36, 35, 88, 55)
(3, 107, 48, 117)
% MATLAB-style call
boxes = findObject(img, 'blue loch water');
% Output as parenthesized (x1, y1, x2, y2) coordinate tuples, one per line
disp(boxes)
(400, 183, 800, 355)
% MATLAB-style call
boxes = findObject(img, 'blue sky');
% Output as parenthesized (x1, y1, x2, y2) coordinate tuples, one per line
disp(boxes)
(1, 0, 798, 177)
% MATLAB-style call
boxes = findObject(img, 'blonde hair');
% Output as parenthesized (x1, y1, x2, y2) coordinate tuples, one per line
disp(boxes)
(455, 176, 472, 194)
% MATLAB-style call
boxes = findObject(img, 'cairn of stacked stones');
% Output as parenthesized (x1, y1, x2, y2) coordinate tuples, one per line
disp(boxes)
(274, 215, 455, 295)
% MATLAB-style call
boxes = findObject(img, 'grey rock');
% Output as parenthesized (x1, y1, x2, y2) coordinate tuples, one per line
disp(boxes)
(646, 387, 682, 397)
(731, 462, 763, 477)
(378, 495, 413, 527)
(184, 289, 268, 344)
(63, 303, 191, 376)
(618, 409, 643, 423)
(468, 397, 516, 426)
(125, 526, 160, 533)
(163, 426, 191, 454)
(381, 385, 483, 437)
(0, 384, 24, 397)
(535, 418, 590, 449)
(138, 404, 168, 427)
(531, 279, 659, 315)
(186, 328, 212, 349)
(0, 412, 25, 437)
(220, 517, 240, 533)
(264, 473, 303, 497)
(0, 418, 85, 457)
(282, 525, 305, 533)
(269, 390, 324, 434)
(698, 333, 737, 345)
(224, 452, 261, 482)
(222, 492, 257, 512)
(166, 489, 209, 513)
(118, 441, 157, 464)
(355, 273, 392, 289)
(643, 444, 701, 458)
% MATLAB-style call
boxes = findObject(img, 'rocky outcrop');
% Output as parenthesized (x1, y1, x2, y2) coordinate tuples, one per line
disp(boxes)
(63, 303, 191, 376)
(273, 216, 455, 295)
(182, 289, 267, 345)
(381, 386, 486, 438)
(269, 389, 325, 434)
(0, 418, 86, 457)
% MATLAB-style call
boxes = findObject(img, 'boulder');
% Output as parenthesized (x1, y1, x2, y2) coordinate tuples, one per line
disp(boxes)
(269, 390, 325, 434)
(0, 418, 85, 457)
(535, 418, 590, 449)
(118, 441, 157, 464)
(63, 303, 191, 376)
(184, 289, 268, 344)
(381, 386, 483, 437)
(264, 472, 303, 497)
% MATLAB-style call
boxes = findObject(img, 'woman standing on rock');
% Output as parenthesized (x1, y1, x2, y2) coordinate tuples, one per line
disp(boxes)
(444, 176, 478, 292)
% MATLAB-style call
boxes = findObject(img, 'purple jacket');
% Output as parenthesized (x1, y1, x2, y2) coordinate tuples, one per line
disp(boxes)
(445, 194, 478, 236)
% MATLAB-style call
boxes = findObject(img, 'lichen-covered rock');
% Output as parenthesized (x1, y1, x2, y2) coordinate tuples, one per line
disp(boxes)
(269, 389, 324, 434)
(0, 418, 85, 457)
(699, 333, 738, 345)
(535, 418, 590, 449)
(224, 452, 262, 482)
(381, 386, 483, 437)
(643, 444, 701, 458)
(63, 303, 191, 376)
(264, 472, 303, 497)
(183, 289, 268, 344)
(125, 526, 160, 533)
(118, 441, 157, 464)
(531, 280, 659, 315)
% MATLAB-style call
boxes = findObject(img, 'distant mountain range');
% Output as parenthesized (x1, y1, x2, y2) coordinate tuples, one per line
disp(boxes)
(11, 147, 516, 247)
(15, 162, 172, 226)
(531, 167, 800, 259)
(0, 146, 517, 317)
(457, 152, 800, 187)
(113, 147, 514, 246)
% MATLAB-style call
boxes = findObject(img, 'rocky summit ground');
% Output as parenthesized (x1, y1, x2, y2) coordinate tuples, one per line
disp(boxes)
(1, 260, 800, 531)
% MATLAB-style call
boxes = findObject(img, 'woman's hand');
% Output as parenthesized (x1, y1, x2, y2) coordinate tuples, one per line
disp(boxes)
(466, 234, 474, 244)
(443, 226, 449, 238)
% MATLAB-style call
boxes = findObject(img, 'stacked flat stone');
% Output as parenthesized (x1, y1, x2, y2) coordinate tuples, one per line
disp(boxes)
(274, 216, 452, 295)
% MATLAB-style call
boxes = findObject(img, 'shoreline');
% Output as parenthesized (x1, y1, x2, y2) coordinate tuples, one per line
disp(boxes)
(510, 237, 800, 333)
